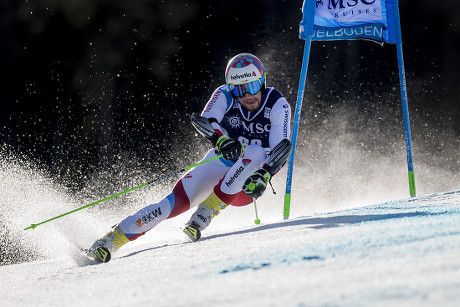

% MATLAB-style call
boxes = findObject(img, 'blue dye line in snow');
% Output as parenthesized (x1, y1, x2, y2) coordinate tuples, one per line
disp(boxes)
(219, 256, 325, 274)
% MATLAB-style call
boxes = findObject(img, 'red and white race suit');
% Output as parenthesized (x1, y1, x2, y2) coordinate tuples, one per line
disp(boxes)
(118, 85, 291, 240)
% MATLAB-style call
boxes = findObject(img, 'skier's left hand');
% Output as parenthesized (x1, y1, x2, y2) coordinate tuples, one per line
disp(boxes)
(215, 135, 244, 160)
(243, 168, 271, 198)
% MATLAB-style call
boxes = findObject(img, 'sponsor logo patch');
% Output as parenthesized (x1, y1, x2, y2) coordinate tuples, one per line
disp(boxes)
(225, 166, 245, 187)
(136, 207, 163, 227)
(264, 107, 271, 119)
(283, 108, 290, 138)
(228, 115, 242, 129)
(230, 71, 257, 81)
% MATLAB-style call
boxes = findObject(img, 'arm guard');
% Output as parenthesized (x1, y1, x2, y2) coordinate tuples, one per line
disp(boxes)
(191, 113, 219, 146)
(264, 138, 292, 177)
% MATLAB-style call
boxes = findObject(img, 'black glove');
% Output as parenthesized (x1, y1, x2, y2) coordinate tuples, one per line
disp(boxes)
(215, 135, 244, 160)
(243, 168, 271, 198)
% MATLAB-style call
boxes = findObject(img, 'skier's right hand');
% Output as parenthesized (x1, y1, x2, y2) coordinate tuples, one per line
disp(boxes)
(215, 135, 244, 160)
(242, 168, 270, 198)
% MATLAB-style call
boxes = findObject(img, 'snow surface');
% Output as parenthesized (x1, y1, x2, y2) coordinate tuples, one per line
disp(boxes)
(1, 189, 459, 306)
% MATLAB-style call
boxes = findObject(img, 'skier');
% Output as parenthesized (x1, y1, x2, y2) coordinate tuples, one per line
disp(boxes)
(86, 53, 292, 263)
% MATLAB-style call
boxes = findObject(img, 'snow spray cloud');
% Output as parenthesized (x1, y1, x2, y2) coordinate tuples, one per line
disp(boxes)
(0, 146, 151, 265)
(0, 146, 65, 265)
(0, 146, 104, 265)
(0, 139, 210, 266)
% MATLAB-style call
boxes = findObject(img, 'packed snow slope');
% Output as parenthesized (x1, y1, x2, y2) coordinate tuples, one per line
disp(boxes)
(1, 190, 459, 306)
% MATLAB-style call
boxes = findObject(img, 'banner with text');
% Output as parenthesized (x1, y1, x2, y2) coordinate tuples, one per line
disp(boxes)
(300, 0, 400, 44)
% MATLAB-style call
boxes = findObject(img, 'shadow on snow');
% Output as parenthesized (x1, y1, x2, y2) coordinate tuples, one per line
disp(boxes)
(204, 211, 434, 240)
(120, 209, 441, 260)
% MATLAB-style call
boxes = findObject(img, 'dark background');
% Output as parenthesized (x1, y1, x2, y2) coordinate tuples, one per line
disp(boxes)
(1, 0, 459, 188)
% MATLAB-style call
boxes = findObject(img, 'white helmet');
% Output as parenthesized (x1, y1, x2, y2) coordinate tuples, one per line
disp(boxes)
(225, 53, 266, 98)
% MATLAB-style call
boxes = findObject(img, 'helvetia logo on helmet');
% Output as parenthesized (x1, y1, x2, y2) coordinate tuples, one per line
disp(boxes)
(230, 71, 257, 81)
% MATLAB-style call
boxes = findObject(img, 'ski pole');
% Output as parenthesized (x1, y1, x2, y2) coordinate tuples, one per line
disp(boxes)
(24, 154, 223, 230)
(253, 198, 260, 225)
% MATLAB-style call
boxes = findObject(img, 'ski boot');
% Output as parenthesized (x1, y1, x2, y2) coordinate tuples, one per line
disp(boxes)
(184, 191, 227, 242)
(85, 225, 129, 263)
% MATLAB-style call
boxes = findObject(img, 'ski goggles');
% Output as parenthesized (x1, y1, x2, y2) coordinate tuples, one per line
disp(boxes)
(229, 76, 265, 98)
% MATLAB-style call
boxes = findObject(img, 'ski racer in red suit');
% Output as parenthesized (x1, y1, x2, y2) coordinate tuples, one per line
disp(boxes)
(86, 53, 292, 263)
